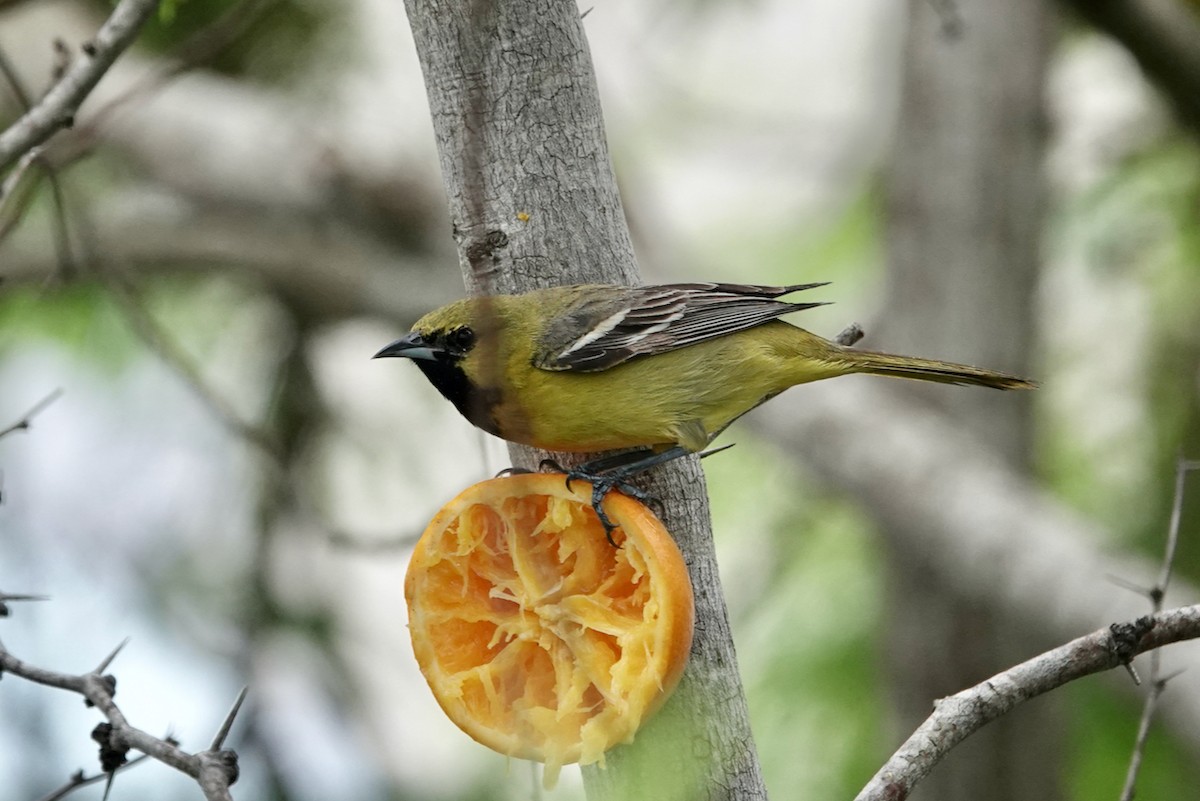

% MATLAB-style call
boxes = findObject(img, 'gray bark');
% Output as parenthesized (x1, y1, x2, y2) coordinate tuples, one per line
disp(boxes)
(401, 2, 766, 799)
(880, 1, 1056, 799)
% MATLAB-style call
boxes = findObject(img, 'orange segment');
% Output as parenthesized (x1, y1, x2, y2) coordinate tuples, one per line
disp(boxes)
(405, 473, 694, 783)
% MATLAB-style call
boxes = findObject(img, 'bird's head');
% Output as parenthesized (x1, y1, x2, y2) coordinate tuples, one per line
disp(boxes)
(373, 299, 480, 365)
(372, 298, 511, 436)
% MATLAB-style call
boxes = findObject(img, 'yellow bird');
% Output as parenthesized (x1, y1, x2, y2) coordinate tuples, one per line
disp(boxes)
(375, 282, 1034, 528)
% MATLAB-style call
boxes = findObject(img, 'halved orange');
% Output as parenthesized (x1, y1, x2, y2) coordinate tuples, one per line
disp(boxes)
(405, 473, 694, 784)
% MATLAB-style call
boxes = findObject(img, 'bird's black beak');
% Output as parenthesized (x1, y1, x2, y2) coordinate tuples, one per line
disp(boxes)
(373, 331, 439, 361)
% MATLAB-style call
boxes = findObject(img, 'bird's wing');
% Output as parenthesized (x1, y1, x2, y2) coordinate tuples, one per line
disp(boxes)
(534, 282, 829, 372)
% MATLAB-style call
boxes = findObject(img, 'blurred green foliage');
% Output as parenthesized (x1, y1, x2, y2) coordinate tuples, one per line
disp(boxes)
(1068, 683, 1194, 801)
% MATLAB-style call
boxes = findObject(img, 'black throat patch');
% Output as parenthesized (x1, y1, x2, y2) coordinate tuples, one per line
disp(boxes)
(413, 357, 503, 438)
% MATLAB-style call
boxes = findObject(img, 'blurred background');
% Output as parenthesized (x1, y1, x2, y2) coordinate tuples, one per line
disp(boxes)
(2, 0, 1200, 798)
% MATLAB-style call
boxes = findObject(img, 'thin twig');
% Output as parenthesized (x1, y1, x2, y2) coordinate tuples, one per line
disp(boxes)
(42, 156, 78, 278)
(0, 45, 76, 275)
(0, 143, 41, 212)
(33, 755, 152, 801)
(1154, 458, 1199, 594)
(0, 0, 162, 169)
(0, 388, 64, 439)
(1117, 457, 1199, 801)
(1119, 672, 1172, 801)
(0, 43, 33, 108)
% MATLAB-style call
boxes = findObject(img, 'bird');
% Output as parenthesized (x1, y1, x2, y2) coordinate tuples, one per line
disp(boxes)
(374, 282, 1035, 531)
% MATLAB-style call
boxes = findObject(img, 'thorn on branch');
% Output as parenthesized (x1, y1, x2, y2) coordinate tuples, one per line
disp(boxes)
(0, 591, 51, 617)
(94, 636, 130, 673)
(209, 687, 248, 750)
(1105, 573, 1155, 600)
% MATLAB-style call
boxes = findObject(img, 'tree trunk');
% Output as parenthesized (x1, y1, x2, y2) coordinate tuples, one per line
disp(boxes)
(881, 1, 1057, 799)
(401, 2, 766, 799)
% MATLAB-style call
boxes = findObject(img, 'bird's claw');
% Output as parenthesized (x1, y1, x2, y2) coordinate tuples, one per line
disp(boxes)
(545, 463, 655, 547)
(568, 469, 652, 547)
(530, 445, 730, 547)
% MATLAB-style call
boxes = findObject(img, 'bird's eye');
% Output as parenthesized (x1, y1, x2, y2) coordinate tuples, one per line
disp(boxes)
(446, 326, 475, 353)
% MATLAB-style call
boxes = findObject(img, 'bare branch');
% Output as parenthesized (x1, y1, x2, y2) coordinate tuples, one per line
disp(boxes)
(0, 0, 161, 169)
(855, 605, 1200, 801)
(0, 638, 241, 799)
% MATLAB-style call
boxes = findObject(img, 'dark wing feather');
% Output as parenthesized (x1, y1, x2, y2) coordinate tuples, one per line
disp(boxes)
(535, 282, 829, 372)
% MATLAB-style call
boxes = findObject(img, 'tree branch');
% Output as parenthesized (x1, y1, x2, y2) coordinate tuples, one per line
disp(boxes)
(0, 636, 245, 800)
(855, 605, 1200, 800)
(0, 0, 161, 170)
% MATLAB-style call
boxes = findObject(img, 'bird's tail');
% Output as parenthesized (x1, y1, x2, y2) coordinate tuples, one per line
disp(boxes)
(836, 347, 1036, 390)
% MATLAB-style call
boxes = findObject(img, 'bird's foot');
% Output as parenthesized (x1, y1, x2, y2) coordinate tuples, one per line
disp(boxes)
(539, 452, 687, 546)
(530, 444, 734, 547)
